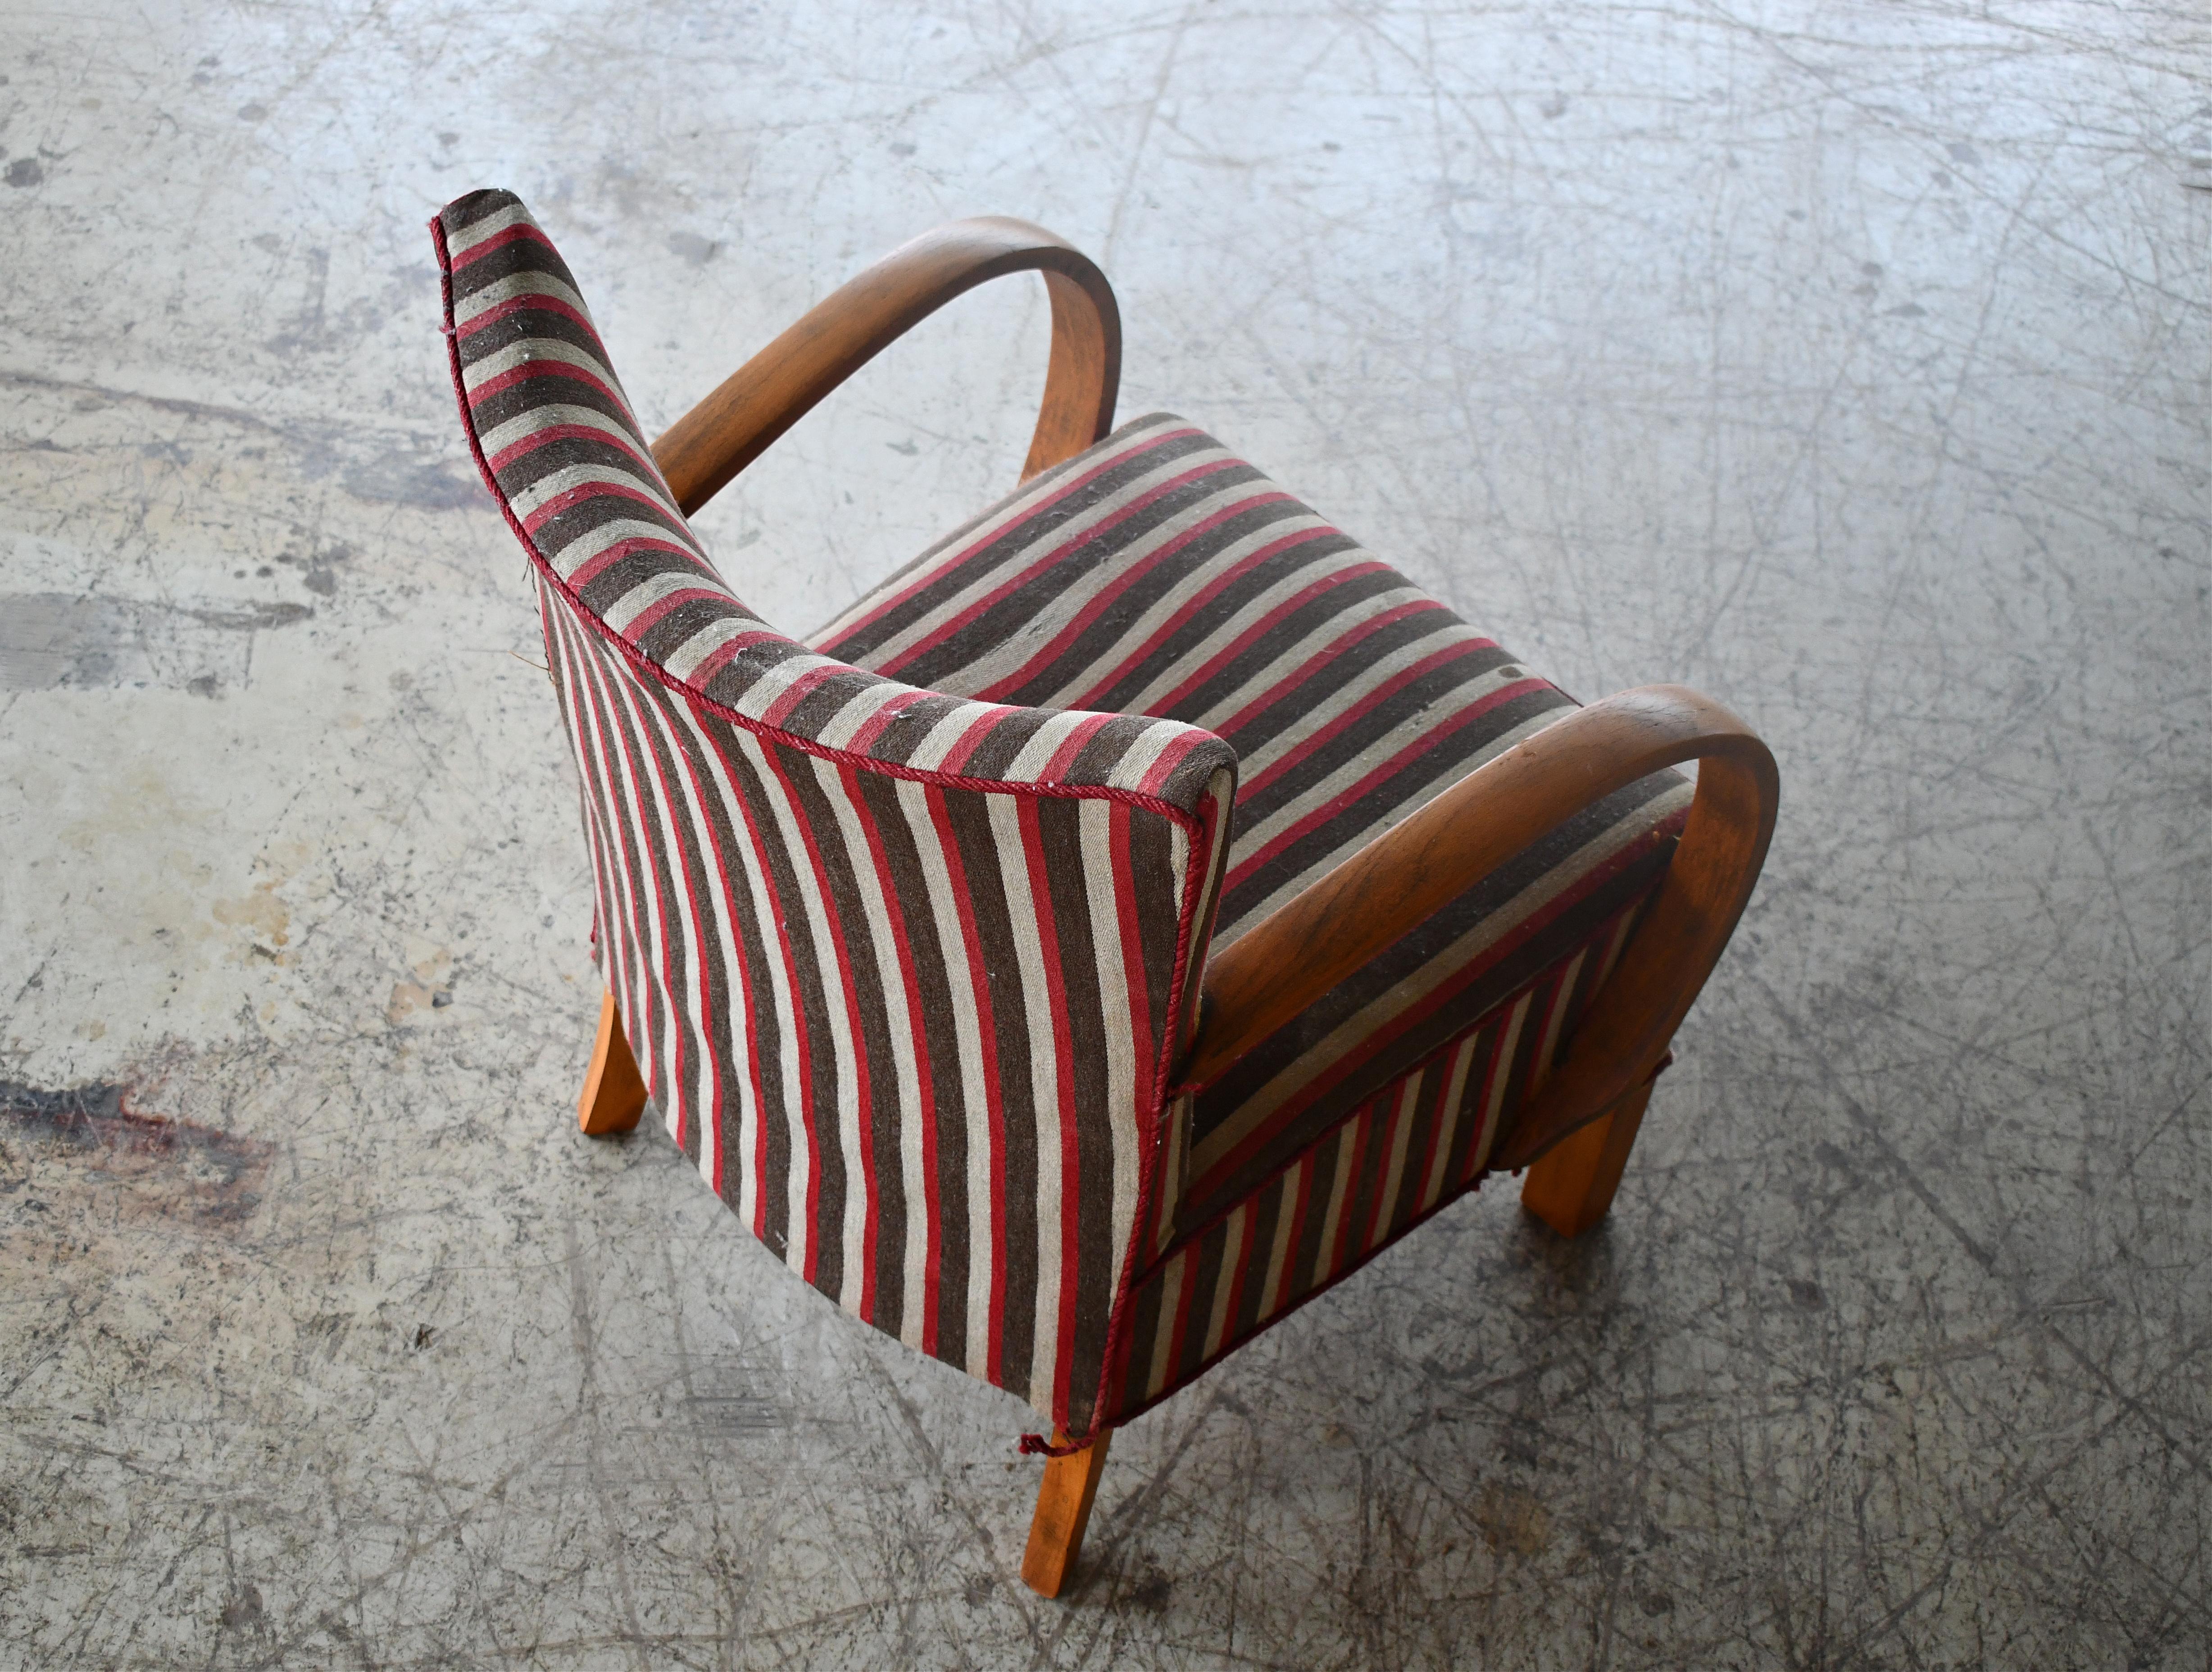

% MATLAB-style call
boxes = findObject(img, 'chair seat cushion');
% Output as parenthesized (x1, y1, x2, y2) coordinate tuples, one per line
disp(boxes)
(817, 414, 1688, 1239)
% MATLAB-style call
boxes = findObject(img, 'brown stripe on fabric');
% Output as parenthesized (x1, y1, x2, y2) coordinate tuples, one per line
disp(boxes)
(445, 234, 584, 304)
(1123, 809, 1183, 1055)
(1285, 1120, 1349, 1306)
(761, 746, 906, 1310)
(940, 706, 1058, 783)
(916, 783, 977, 1371)
(695, 637, 841, 715)
(1229, 1176, 1284, 1342)
(881, 461, 1276, 695)
(673, 702, 788, 1217)
(629, 596, 767, 669)
(1385, 1055, 1450, 1238)
(824, 428, 1240, 673)
(466, 367, 642, 448)
(940, 788, 1039, 1397)
(1229, 665, 1562, 835)
(1172, 1214, 1237, 1387)
(708, 729, 840, 1269)
(1141, 564, 1451, 734)
(635, 674, 735, 1174)
(806, 755, 918, 1322)
(1114, 1249, 1171, 1415)
(981, 499, 1336, 709)
(1031, 794, 1118, 1428)
(686, 706, 799, 1229)
(853, 771, 971, 1357)
(456, 305, 622, 376)
(487, 432, 664, 508)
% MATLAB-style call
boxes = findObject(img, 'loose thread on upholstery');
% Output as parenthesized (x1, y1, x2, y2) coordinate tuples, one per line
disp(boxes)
(1018, 1432, 1094, 1458)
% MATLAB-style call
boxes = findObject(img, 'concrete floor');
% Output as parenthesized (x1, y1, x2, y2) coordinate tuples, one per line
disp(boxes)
(2, 1, 2206, 1666)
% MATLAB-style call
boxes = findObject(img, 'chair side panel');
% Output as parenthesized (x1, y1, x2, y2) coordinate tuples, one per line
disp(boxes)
(541, 580, 1217, 1435)
(1099, 881, 1664, 1427)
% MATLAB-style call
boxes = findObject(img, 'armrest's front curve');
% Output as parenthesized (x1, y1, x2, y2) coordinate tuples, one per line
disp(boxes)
(652, 217, 1122, 514)
(1182, 685, 1779, 1163)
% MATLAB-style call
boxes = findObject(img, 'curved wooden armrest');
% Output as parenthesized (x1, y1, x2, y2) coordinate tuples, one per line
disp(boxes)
(1181, 685, 1778, 1166)
(649, 217, 1121, 513)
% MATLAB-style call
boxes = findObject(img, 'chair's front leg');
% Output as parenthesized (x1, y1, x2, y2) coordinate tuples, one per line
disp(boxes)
(577, 990, 649, 1136)
(1519, 1066, 1658, 1237)
(1021, 1431, 1112, 1598)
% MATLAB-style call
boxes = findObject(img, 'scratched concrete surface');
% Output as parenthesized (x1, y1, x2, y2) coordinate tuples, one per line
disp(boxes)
(1, 1, 2206, 1666)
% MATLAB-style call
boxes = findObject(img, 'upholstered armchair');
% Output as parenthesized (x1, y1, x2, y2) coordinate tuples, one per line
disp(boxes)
(433, 189, 1777, 1597)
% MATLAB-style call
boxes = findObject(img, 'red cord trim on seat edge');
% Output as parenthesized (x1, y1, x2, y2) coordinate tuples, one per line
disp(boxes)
(431, 211, 1217, 843)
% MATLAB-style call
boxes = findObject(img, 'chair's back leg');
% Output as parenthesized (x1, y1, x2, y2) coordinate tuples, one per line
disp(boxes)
(1021, 1431, 1112, 1598)
(1519, 1066, 1657, 1237)
(577, 989, 649, 1136)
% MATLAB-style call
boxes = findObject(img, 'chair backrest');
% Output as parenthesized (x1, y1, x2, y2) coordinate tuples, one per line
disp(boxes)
(434, 189, 1238, 1436)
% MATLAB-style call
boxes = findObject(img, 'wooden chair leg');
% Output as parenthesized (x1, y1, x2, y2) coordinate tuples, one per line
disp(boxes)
(577, 989, 648, 1136)
(1021, 1430, 1111, 1598)
(1520, 1071, 1656, 1238)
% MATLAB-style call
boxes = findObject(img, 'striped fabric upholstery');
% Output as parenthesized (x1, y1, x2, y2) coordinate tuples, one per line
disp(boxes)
(815, 418, 1690, 1246)
(436, 187, 1688, 1441)
(434, 189, 1238, 1438)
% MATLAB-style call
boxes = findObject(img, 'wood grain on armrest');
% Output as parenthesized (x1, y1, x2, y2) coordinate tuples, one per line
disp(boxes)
(1181, 685, 1779, 1163)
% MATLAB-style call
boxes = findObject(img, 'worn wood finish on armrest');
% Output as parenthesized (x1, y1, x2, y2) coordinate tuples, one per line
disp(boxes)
(650, 217, 1122, 513)
(1181, 685, 1778, 1163)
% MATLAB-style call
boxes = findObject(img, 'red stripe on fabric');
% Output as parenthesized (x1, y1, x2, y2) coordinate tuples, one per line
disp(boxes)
(922, 784, 1008, 1380)
(486, 418, 657, 480)
(816, 425, 1208, 652)
(1208, 600, 1468, 744)
(519, 476, 686, 539)
(1083, 778, 1227, 1442)
(1226, 674, 1548, 891)
(758, 659, 850, 731)
(1236, 645, 1513, 804)
(695, 724, 821, 1250)
(671, 695, 767, 1202)
(1079, 552, 1397, 718)
(1185, 831, 1671, 1203)
(1326, 1109, 1375, 1277)
(562, 532, 711, 591)
(616, 675, 722, 1163)
(868, 458, 1249, 680)
(1015, 797, 1086, 1427)
(756, 746, 876, 1297)
(623, 586, 748, 642)
(840, 686, 936, 754)
(844, 770, 941, 1354)
(1216, 1197, 1263, 1351)
(969, 490, 1299, 704)
(932, 704, 1025, 778)
(1037, 711, 1117, 781)
(446, 218, 559, 270)
(686, 628, 795, 686)
(454, 289, 599, 345)
(467, 355, 627, 416)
